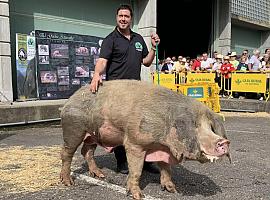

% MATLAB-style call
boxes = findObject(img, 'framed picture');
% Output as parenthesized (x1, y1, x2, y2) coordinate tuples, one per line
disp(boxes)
(75, 65, 89, 77)
(40, 71, 57, 83)
(75, 46, 89, 56)
(38, 45, 49, 56)
(51, 44, 69, 58)
(39, 56, 49, 64)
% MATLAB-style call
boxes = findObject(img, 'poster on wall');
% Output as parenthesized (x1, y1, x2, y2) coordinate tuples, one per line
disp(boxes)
(16, 33, 37, 101)
(35, 30, 103, 100)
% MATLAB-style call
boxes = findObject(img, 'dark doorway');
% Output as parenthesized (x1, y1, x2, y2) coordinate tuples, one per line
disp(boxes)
(157, 0, 213, 59)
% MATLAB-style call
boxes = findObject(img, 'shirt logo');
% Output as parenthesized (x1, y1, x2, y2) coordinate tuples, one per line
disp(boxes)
(135, 42, 143, 51)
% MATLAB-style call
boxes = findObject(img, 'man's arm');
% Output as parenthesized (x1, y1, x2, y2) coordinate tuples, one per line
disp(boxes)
(142, 48, 156, 67)
(90, 58, 108, 93)
(142, 33, 160, 67)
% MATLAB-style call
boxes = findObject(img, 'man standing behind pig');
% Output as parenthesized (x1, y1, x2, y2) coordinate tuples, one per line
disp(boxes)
(90, 4, 160, 174)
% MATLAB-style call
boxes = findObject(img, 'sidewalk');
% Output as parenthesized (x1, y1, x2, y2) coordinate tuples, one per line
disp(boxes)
(0, 98, 269, 126)
(0, 99, 66, 126)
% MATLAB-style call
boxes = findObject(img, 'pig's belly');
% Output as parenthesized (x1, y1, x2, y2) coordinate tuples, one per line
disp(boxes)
(145, 149, 179, 165)
(84, 133, 179, 165)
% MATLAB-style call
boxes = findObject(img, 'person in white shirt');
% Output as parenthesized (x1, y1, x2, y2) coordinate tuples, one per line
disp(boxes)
(248, 49, 261, 71)
(200, 52, 213, 72)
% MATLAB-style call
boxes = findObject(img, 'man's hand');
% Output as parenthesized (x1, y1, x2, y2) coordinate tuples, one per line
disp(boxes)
(89, 58, 107, 93)
(90, 73, 103, 93)
(151, 33, 160, 47)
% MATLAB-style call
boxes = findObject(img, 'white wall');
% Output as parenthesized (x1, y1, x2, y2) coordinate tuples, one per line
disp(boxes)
(0, 0, 13, 102)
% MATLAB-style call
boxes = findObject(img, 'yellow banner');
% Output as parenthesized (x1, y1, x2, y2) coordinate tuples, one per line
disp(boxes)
(231, 73, 267, 93)
(153, 73, 176, 90)
(186, 73, 215, 84)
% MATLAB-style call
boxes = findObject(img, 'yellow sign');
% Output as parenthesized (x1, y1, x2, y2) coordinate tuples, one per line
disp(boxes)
(231, 73, 267, 93)
(153, 73, 176, 90)
(186, 72, 215, 84)
(178, 84, 208, 101)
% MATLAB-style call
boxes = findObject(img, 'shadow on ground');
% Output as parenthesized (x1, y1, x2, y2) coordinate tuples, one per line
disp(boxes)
(73, 154, 222, 197)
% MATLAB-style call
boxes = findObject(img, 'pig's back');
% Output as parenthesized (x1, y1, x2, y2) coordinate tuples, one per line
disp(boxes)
(62, 79, 205, 124)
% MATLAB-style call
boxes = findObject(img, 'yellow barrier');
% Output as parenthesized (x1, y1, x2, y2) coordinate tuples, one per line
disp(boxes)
(186, 72, 216, 84)
(221, 71, 270, 101)
(153, 73, 221, 112)
(176, 83, 221, 113)
(153, 73, 176, 91)
(231, 73, 266, 93)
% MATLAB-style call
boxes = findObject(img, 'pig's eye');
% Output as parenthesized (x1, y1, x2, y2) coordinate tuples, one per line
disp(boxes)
(211, 125, 215, 133)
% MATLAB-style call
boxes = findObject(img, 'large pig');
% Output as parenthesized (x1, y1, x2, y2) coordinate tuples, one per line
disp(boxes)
(60, 80, 230, 200)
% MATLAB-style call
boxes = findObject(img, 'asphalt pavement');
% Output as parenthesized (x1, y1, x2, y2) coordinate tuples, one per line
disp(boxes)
(0, 113, 269, 200)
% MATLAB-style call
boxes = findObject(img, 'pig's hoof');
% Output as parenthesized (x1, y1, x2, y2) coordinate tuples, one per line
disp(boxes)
(161, 181, 176, 193)
(127, 188, 144, 200)
(89, 168, 105, 178)
(131, 190, 144, 200)
(60, 174, 74, 186)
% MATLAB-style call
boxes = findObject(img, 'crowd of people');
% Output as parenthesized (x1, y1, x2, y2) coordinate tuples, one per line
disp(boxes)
(158, 48, 270, 100)
(159, 48, 270, 74)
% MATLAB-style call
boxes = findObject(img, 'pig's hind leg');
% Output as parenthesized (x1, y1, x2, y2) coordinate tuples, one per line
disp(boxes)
(81, 143, 105, 178)
(60, 116, 86, 186)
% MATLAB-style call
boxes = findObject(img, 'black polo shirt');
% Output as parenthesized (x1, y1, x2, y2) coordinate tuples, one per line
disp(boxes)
(99, 28, 149, 80)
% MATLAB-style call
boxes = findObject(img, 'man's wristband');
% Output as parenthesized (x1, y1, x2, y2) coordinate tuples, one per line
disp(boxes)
(151, 46, 156, 51)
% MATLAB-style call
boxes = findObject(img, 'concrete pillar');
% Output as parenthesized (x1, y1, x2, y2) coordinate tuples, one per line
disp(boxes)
(260, 31, 270, 52)
(0, 0, 12, 102)
(136, 0, 157, 82)
(218, 0, 231, 56)
(212, 0, 219, 52)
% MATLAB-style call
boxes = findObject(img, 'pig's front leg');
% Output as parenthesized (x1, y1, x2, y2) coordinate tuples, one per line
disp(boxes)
(125, 143, 146, 200)
(157, 162, 176, 193)
(81, 143, 105, 178)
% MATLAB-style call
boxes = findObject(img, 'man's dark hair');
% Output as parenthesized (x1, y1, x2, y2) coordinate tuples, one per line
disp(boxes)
(265, 48, 270, 54)
(116, 4, 133, 17)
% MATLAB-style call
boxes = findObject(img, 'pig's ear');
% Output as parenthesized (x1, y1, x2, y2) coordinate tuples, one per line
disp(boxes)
(207, 111, 227, 138)
(173, 118, 199, 151)
(173, 118, 196, 139)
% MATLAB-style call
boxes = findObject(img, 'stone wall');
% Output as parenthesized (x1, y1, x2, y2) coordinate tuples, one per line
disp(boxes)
(0, 0, 12, 102)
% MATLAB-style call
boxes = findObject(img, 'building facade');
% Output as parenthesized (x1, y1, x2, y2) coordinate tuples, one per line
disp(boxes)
(0, 0, 269, 101)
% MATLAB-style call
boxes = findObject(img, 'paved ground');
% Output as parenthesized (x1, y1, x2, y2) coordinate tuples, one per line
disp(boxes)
(0, 112, 269, 200)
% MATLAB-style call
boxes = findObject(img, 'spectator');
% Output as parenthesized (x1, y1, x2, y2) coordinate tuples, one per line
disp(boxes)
(172, 57, 186, 73)
(189, 59, 194, 69)
(261, 53, 270, 95)
(201, 52, 213, 72)
(212, 54, 223, 89)
(237, 56, 249, 71)
(261, 54, 270, 71)
(185, 57, 192, 71)
(248, 49, 261, 71)
(220, 56, 235, 97)
(171, 56, 177, 63)
(221, 56, 235, 78)
(172, 56, 182, 73)
(211, 51, 218, 64)
(229, 52, 239, 69)
(192, 54, 201, 71)
(242, 49, 250, 64)
(265, 48, 270, 57)
(236, 56, 249, 99)
(157, 59, 165, 72)
(161, 57, 174, 74)
(212, 54, 223, 72)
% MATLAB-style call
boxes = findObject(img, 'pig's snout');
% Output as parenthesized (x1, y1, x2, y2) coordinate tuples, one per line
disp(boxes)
(215, 139, 230, 156)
